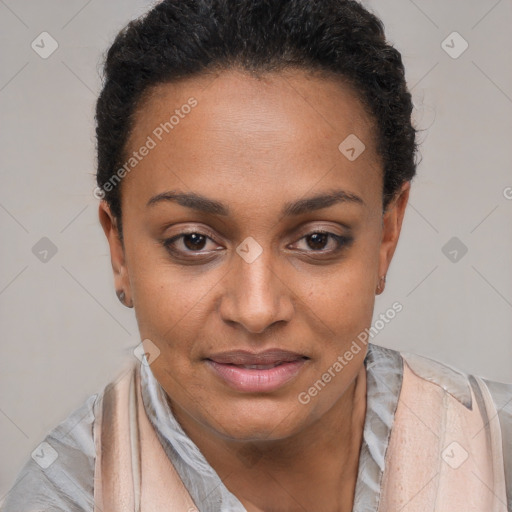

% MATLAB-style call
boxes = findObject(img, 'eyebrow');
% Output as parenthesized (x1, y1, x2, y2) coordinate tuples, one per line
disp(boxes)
(146, 189, 364, 216)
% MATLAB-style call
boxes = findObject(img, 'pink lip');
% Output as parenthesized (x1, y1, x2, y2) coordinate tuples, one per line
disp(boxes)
(206, 355, 308, 393)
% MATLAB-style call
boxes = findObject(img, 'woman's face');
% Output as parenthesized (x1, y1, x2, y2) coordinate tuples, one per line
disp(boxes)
(100, 68, 409, 441)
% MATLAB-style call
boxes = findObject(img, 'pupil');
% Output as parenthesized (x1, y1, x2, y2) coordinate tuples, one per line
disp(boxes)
(184, 233, 206, 250)
(308, 233, 328, 250)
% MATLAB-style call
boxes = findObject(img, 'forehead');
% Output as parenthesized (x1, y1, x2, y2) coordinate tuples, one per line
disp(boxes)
(132, 68, 376, 146)
(121, 68, 382, 216)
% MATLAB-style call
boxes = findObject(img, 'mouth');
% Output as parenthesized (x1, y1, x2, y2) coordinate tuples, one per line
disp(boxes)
(207, 348, 308, 365)
(222, 362, 293, 370)
(205, 349, 310, 393)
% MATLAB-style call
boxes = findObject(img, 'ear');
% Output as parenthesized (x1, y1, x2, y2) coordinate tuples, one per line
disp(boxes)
(376, 181, 411, 292)
(98, 201, 133, 307)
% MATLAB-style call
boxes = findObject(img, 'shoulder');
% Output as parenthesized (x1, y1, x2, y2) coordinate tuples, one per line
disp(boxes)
(480, 375, 512, 511)
(388, 345, 512, 510)
(369, 343, 512, 438)
(1, 392, 100, 512)
(396, 347, 512, 415)
(481, 376, 512, 416)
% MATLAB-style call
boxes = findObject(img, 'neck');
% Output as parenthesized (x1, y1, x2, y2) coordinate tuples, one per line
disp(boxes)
(171, 364, 367, 512)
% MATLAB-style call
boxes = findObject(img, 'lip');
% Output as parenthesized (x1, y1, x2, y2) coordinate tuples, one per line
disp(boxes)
(207, 348, 307, 365)
(205, 349, 309, 393)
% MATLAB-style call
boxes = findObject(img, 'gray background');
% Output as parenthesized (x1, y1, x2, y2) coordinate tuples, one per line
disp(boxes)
(1, 0, 511, 501)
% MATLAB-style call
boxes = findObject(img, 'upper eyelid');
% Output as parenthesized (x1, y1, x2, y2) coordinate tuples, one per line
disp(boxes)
(166, 222, 348, 240)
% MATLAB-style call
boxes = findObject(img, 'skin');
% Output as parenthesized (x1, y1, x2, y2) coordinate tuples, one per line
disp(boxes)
(99, 68, 410, 512)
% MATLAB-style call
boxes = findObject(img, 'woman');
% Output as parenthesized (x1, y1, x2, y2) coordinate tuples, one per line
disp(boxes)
(3, 0, 511, 511)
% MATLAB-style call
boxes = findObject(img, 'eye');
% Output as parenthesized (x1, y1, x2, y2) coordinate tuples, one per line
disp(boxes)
(292, 230, 352, 253)
(162, 231, 221, 256)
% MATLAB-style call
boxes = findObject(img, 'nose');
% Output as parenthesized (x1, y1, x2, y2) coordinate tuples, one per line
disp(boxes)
(218, 248, 294, 334)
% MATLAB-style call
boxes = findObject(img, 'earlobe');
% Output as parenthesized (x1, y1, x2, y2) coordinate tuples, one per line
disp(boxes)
(375, 274, 387, 295)
(116, 288, 133, 308)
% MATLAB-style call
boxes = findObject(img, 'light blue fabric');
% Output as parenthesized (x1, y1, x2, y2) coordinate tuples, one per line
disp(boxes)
(482, 378, 512, 512)
(2, 343, 511, 511)
(1, 393, 97, 512)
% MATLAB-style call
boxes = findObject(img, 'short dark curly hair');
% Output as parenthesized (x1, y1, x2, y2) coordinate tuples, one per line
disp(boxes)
(95, 0, 419, 241)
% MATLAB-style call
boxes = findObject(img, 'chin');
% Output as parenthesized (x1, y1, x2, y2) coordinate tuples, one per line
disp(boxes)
(208, 402, 307, 442)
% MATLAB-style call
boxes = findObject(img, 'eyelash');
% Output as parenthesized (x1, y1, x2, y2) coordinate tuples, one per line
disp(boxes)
(161, 229, 352, 258)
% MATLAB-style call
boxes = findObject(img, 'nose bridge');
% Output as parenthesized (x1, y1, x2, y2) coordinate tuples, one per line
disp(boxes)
(221, 241, 292, 333)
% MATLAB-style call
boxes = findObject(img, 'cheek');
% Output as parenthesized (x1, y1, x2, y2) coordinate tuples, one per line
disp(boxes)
(306, 255, 378, 337)
(127, 240, 212, 336)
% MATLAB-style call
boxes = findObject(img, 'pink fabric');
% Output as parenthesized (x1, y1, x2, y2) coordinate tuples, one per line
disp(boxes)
(93, 365, 198, 512)
(379, 358, 508, 511)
